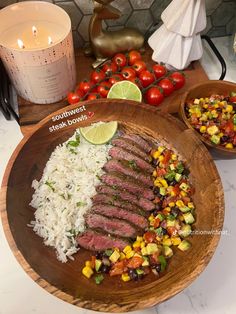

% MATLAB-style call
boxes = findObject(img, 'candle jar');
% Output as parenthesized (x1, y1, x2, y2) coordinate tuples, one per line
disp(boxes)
(0, 1, 76, 104)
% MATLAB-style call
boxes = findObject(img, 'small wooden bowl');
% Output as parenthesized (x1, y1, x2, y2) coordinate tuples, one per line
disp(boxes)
(1, 99, 224, 312)
(179, 80, 236, 156)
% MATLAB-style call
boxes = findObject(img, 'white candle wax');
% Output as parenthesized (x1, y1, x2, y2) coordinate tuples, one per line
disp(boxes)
(1, 21, 66, 50)
(0, 1, 76, 104)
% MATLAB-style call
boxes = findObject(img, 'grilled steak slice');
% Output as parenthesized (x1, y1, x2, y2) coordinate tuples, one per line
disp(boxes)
(77, 230, 129, 251)
(111, 138, 150, 162)
(85, 213, 138, 238)
(91, 204, 148, 229)
(101, 172, 154, 200)
(92, 193, 147, 216)
(122, 134, 153, 153)
(103, 159, 153, 186)
(96, 185, 155, 211)
(109, 147, 154, 173)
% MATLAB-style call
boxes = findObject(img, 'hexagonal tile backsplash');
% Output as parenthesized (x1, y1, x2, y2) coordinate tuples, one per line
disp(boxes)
(1, 0, 235, 48)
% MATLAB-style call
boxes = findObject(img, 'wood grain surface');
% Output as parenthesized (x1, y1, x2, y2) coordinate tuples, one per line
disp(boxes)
(179, 80, 236, 157)
(18, 47, 209, 126)
(1, 99, 224, 312)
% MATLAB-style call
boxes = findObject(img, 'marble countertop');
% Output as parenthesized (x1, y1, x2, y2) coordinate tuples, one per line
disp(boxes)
(1, 36, 236, 314)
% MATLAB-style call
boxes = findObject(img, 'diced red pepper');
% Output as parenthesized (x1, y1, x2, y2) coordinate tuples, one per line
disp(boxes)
(110, 260, 127, 276)
(182, 196, 191, 205)
(127, 256, 143, 269)
(162, 150, 171, 166)
(153, 218, 161, 228)
(156, 168, 167, 176)
(224, 120, 234, 135)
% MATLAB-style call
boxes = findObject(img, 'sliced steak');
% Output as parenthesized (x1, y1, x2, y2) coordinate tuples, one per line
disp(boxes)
(96, 185, 155, 211)
(91, 204, 148, 229)
(92, 193, 146, 216)
(122, 134, 153, 153)
(77, 230, 129, 251)
(85, 213, 138, 238)
(109, 146, 154, 173)
(103, 159, 153, 186)
(101, 172, 154, 200)
(111, 138, 150, 162)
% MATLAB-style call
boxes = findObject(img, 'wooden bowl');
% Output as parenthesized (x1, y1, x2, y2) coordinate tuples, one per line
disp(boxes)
(1, 99, 224, 312)
(179, 80, 236, 156)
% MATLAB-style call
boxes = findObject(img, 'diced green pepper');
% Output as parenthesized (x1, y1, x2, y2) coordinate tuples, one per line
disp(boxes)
(156, 213, 165, 221)
(136, 269, 144, 275)
(95, 259, 102, 272)
(104, 249, 113, 257)
(164, 171, 176, 182)
(176, 163, 184, 174)
(95, 274, 104, 285)
(158, 255, 167, 272)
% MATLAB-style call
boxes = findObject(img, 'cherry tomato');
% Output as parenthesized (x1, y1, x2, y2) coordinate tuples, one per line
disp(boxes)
(162, 150, 171, 165)
(127, 256, 143, 269)
(143, 231, 156, 243)
(97, 81, 111, 98)
(145, 86, 164, 106)
(113, 53, 127, 68)
(152, 64, 167, 79)
(133, 60, 147, 75)
(158, 78, 174, 96)
(121, 67, 136, 80)
(229, 96, 236, 103)
(108, 74, 123, 85)
(86, 93, 101, 100)
(110, 260, 127, 276)
(102, 61, 118, 76)
(128, 50, 142, 65)
(167, 227, 178, 237)
(139, 70, 155, 88)
(67, 90, 83, 105)
(90, 69, 106, 84)
(129, 77, 141, 87)
(169, 72, 185, 90)
(224, 120, 234, 135)
(77, 80, 93, 95)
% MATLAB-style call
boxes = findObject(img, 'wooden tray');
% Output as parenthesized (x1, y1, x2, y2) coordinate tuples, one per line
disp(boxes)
(18, 47, 209, 127)
(1, 99, 224, 312)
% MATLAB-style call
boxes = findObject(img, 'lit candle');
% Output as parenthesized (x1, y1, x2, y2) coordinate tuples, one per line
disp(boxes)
(0, 2, 76, 104)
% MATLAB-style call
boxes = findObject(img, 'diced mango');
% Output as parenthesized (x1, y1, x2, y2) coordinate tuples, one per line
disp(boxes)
(109, 250, 120, 263)
(133, 241, 141, 249)
(159, 155, 164, 162)
(153, 151, 161, 159)
(200, 126, 206, 133)
(85, 261, 92, 268)
(171, 237, 182, 246)
(176, 200, 184, 208)
(82, 266, 94, 279)
(153, 170, 157, 177)
(171, 154, 177, 160)
(225, 143, 233, 149)
(162, 238, 172, 246)
(169, 202, 175, 207)
(160, 179, 168, 188)
(126, 250, 135, 259)
(123, 245, 132, 254)
(158, 146, 165, 153)
(121, 273, 131, 282)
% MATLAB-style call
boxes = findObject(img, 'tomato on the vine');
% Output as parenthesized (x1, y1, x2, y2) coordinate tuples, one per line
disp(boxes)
(108, 74, 123, 85)
(158, 78, 174, 96)
(132, 60, 147, 75)
(139, 70, 155, 88)
(113, 53, 127, 68)
(152, 64, 167, 79)
(90, 69, 106, 83)
(77, 80, 93, 95)
(169, 72, 185, 90)
(121, 67, 136, 80)
(145, 86, 164, 106)
(128, 50, 142, 65)
(102, 61, 118, 76)
(97, 81, 111, 98)
(86, 93, 101, 100)
(67, 90, 83, 105)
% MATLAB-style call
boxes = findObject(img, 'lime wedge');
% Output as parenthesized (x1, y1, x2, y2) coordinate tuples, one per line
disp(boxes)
(80, 121, 118, 145)
(107, 81, 142, 102)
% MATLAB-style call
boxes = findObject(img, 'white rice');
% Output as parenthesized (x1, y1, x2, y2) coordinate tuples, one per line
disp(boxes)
(29, 126, 111, 262)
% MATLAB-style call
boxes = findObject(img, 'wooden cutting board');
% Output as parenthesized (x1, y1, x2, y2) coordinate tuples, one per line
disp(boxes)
(18, 46, 209, 130)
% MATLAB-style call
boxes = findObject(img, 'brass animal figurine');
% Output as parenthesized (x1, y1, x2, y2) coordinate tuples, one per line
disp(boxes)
(88, 0, 144, 67)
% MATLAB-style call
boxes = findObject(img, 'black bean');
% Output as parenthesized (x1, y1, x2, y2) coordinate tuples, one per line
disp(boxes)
(128, 269, 138, 281)
(162, 228, 167, 235)
(221, 135, 230, 143)
(95, 252, 103, 259)
(100, 264, 110, 273)
(171, 207, 180, 217)
(154, 264, 161, 272)
(182, 168, 190, 176)
(153, 187, 161, 196)
(169, 179, 177, 186)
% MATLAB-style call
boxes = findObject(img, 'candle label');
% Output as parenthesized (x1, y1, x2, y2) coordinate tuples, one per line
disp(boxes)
(24, 56, 69, 101)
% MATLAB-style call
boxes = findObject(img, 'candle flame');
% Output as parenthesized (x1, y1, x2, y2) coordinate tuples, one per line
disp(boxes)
(48, 36, 53, 45)
(32, 26, 37, 36)
(17, 39, 25, 49)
